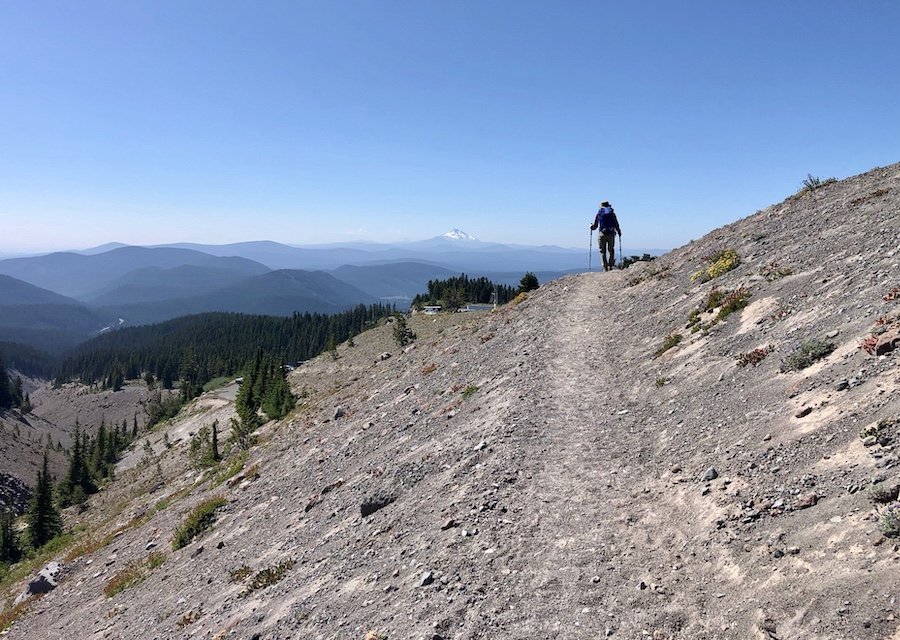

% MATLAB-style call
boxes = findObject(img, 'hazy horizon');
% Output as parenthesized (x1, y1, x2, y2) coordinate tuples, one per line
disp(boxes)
(2, 3, 898, 254)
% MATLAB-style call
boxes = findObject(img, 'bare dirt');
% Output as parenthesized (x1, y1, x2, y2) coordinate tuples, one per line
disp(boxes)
(2, 163, 900, 639)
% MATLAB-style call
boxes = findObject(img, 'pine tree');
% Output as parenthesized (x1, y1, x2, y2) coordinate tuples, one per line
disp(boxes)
(519, 272, 539, 293)
(210, 420, 220, 463)
(59, 420, 95, 507)
(262, 363, 296, 420)
(91, 420, 109, 479)
(0, 510, 21, 564)
(26, 452, 62, 549)
(0, 358, 11, 410)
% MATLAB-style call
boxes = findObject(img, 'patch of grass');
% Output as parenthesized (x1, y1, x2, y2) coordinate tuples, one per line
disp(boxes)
(461, 385, 478, 400)
(0, 598, 36, 632)
(654, 333, 682, 357)
(103, 552, 166, 598)
(229, 565, 253, 583)
(421, 363, 437, 375)
(758, 262, 794, 281)
(691, 249, 740, 283)
(878, 502, 900, 538)
(210, 451, 249, 488)
(780, 339, 835, 372)
(512, 292, 528, 305)
(715, 287, 751, 322)
(655, 377, 670, 387)
(202, 376, 231, 392)
(241, 558, 296, 596)
(177, 609, 203, 628)
(64, 516, 144, 562)
(146, 550, 166, 569)
(172, 496, 227, 550)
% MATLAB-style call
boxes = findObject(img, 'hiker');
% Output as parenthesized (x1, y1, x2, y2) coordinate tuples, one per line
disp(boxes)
(590, 200, 622, 271)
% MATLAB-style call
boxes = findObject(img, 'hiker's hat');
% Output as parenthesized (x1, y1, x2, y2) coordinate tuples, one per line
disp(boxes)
(601, 200, 610, 207)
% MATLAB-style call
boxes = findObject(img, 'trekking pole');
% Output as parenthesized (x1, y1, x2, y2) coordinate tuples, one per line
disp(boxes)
(617, 232, 622, 269)
(588, 228, 593, 271)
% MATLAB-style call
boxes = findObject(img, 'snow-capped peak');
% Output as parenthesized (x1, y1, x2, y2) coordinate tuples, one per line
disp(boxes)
(441, 229, 478, 241)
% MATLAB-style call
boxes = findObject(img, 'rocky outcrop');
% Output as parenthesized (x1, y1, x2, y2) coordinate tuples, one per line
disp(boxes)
(0, 472, 31, 515)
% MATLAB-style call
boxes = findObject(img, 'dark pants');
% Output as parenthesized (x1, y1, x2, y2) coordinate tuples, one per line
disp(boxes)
(598, 233, 616, 270)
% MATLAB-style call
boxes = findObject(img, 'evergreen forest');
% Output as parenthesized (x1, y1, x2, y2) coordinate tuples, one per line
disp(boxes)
(411, 274, 517, 310)
(54, 303, 394, 392)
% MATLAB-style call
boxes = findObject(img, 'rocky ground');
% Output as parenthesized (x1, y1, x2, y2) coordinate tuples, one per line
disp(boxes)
(2, 163, 899, 639)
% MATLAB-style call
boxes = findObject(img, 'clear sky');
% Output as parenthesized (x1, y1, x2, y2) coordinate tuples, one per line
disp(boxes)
(2, 1, 898, 254)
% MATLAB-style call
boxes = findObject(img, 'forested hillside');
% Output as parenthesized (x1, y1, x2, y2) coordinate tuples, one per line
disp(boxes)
(55, 303, 394, 389)
(411, 273, 519, 309)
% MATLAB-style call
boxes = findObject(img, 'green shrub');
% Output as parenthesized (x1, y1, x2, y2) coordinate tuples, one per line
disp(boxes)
(461, 385, 478, 400)
(654, 333, 682, 357)
(780, 339, 835, 372)
(869, 483, 899, 505)
(392, 315, 416, 347)
(242, 558, 296, 595)
(878, 502, 900, 537)
(716, 288, 751, 321)
(800, 174, 836, 193)
(758, 263, 794, 281)
(691, 249, 740, 283)
(172, 496, 226, 550)
(103, 551, 166, 597)
(211, 451, 249, 488)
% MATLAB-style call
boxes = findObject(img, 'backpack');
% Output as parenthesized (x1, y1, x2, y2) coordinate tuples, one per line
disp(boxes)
(598, 207, 617, 233)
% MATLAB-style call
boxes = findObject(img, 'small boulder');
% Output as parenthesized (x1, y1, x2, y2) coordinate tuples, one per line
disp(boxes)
(360, 491, 396, 518)
(15, 562, 62, 605)
(702, 467, 719, 482)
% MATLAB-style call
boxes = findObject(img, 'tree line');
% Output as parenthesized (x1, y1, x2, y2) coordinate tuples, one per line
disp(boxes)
(411, 274, 519, 310)
(0, 357, 31, 413)
(55, 303, 394, 392)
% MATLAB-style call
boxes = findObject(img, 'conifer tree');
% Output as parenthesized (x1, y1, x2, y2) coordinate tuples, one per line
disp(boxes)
(0, 510, 21, 564)
(26, 452, 62, 549)
(0, 359, 11, 410)
(262, 362, 296, 420)
(59, 419, 94, 506)
(210, 419, 220, 463)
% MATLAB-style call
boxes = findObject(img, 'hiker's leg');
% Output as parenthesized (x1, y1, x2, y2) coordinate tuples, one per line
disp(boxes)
(608, 234, 616, 268)
(601, 235, 612, 270)
(600, 236, 609, 269)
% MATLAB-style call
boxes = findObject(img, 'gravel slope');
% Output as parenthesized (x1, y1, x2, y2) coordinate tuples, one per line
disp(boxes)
(4, 162, 900, 639)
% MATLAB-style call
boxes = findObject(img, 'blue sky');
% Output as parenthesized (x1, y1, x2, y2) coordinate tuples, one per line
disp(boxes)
(1, 1, 898, 253)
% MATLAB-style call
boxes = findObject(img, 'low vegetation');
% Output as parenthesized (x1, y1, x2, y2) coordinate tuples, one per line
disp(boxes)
(780, 339, 835, 372)
(799, 173, 836, 193)
(461, 384, 478, 399)
(868, 483, 899, 505)
(758, 262, 794, 281)
(691, 249, 740, 283)
(878, 502, 900, 538)
(103, 551, 166, 597)
(736, 346, 774, 367)
(241, 558, 296, 596)
(654, 333, 682, 357)
(620, 253, 656, 269)
(687, 287, 752, 333)
(172, 496, 227, 550)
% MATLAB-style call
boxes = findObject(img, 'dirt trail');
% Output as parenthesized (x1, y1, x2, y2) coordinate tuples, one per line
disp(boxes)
(492, 272, 734, 638)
